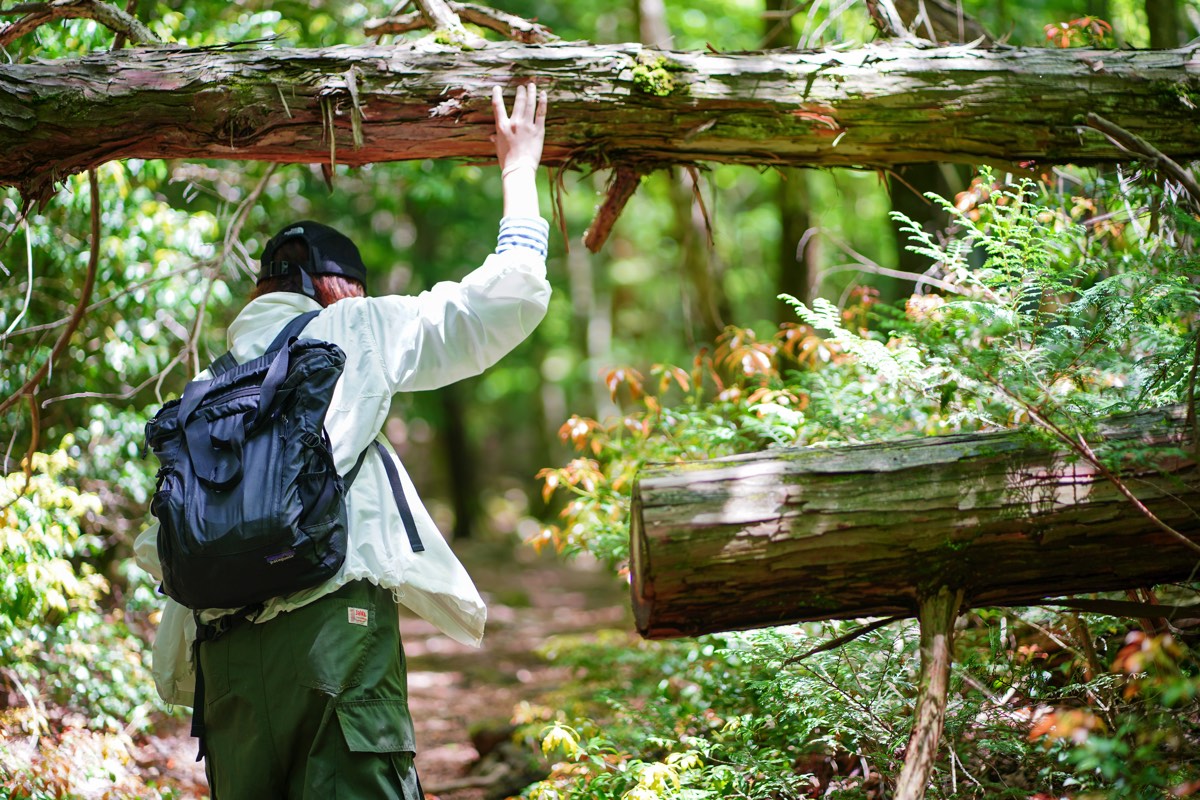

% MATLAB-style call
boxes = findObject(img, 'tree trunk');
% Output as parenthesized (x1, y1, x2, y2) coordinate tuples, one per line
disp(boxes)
(635, 0, 724, 346)
(2, 42, 1199, 201)
(629, 404, 1200, 639)
(766, 0, 819, 311)
(1146, 0, 1181, 49)
(892, 587, 962, 800)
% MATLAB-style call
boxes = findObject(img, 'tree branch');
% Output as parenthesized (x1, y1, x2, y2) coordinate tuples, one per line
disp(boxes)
(4, 261, 197, 339)
(109, 0, 138, 50)
(785, 616, 901, 665)
(366, 2, 557, 43)
(583, 165, 647, 253)
(0, 0, 158, 49)
(180, 163, 276, 380)
(865, 0, 921, 41)
(405, 0, 485, 47)
(894, 0, 991, 44)
(1085, 112, 1200, 211)
(1188, 329, 1200, 459)
(1045, 597, 1200, 623)
(0, 169, 100, 418)
(3, 44, 1200, 206)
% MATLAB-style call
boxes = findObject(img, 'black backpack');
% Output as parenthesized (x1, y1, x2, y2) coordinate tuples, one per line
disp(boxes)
(144, 311, 423, 611)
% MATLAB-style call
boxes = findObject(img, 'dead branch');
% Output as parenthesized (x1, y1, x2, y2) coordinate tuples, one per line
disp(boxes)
(1046, 597, 1200, 623)
(865, 0, 921, 41)
(366, 2, 557, 43)
(22, 393, 38, 482)
(894, 0, 991, 44)
(981, 373, 1200, 557)
(1188, 329, 1200, 458)
(181, 163, 277, 379)
(684, 165, 713, 248)
(363, 11, 427, 37)
(0, 169, 99, 418)
(40, 165, 275, 409)
(0, 0, 158, 49)
(583, 165, 648, 253)
(5, 262, 196, 339)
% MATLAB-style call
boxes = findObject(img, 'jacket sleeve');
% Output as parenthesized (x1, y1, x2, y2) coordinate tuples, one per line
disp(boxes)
(133, 521, 161, 580)
(353, 217, 552, 394)
(133, 522, 197, 706)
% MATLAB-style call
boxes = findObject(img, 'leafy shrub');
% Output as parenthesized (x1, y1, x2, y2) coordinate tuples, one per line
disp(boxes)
(0, 442, 162, 733)
(527, 168, 1200, 798)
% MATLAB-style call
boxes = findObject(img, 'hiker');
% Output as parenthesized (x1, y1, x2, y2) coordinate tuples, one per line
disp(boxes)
(134, 82, 551, 799)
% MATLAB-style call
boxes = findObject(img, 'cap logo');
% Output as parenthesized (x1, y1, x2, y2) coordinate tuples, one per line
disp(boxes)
(283, 226, 305, 237)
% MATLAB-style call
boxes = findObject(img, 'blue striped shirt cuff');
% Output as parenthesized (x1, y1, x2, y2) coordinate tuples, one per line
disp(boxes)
(497, 216, 550, 258)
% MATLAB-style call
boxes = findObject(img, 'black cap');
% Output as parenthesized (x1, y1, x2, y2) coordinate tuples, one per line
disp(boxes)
(259, 221, 368, 287)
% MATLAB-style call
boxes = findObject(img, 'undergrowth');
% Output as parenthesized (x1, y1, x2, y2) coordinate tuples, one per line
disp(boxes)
(526, 167, 1200, 799)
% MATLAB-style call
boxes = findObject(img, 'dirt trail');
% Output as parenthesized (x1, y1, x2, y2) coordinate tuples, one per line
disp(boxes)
(407, 542, 630, 800)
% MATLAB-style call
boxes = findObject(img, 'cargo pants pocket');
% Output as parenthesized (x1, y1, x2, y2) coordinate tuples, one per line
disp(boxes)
(331, 698, 422, 799)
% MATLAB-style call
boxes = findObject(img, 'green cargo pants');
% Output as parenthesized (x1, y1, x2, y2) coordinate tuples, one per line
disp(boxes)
(197, 580, 424, 799)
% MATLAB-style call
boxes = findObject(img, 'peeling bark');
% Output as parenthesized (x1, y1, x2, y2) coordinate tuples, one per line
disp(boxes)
(630, 404, 1200, 639)
(1, 41, 1198, 201)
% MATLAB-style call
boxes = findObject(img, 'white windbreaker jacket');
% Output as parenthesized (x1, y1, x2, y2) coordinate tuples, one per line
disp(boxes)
(134, 217, 551, 706)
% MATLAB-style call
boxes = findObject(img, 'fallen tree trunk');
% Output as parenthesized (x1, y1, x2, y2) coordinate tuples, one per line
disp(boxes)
(1, 41, 1199, 200)
(630, 404, 1200, 640)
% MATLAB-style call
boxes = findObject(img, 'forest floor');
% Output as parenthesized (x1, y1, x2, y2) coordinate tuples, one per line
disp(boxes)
(7, 539, 630, 800)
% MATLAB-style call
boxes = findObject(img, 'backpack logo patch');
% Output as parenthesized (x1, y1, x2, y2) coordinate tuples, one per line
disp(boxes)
(265, 549, 296, 565)
(348, 607, 369, 626)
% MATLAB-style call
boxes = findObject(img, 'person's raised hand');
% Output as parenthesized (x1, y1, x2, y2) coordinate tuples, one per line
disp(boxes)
(492, 82, 548, 177)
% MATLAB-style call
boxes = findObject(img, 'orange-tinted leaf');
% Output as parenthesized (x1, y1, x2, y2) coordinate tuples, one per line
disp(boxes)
(1028, 712, 1058, 741)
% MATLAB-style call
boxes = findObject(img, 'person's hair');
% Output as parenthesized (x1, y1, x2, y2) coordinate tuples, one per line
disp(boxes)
(252, 239, 366, 307)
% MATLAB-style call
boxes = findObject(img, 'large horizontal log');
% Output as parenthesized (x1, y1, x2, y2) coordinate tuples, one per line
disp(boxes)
(630, 405, 1200, 639)
(1, 41, 1199, 199)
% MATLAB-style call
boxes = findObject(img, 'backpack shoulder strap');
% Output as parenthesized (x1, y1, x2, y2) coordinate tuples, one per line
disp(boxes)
(209, 352, 239, 377)
(206, 309, 321, 378)
(344, 439, 425, 553)
(266, 309, 322, 354)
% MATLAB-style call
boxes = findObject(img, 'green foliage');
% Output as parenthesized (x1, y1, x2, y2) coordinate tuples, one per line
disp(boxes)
(1028, 628, 1200, 795)
(0, 444, 160, 735)
(532, 322, 843, 566)
(531, 167, 1200, 798)
(792, 168, 1199, 451)
(520, 631, 836, 800)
